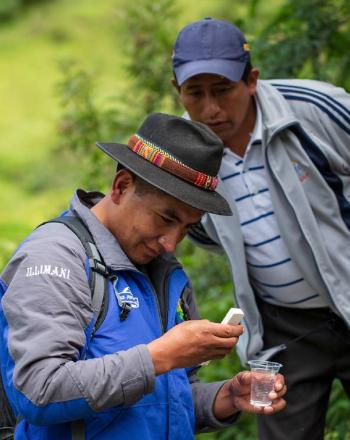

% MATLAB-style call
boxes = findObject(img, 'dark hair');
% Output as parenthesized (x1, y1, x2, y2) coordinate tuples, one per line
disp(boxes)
(134, 177, 164, 197)
(116, 162, 165, 197)
(241, 60, 253, 84)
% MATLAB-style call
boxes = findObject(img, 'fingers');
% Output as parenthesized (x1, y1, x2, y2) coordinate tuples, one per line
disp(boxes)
(178, 319, 243, 336)
(274, 374, 286, 392)
(259, 396, 287, 414)
(269, 385, 287, 402)
(207, 344, 238, 360)
(149, 319, 244, 373)
(268, 373, 287, 399)
(210, 322, 244, 338)
(232, 371, 286, 394)
(244, 394, 287, 415)
(233, 371, 251, 386)
(230, 371, 287, 415)
(200, 321, 243, 356)
(212, 334, 240, 349)
(253, 373, 287, 414)
(178, 320, 243, 352)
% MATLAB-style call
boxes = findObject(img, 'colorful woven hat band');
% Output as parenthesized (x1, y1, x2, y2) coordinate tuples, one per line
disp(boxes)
(127, 134, 218, 191)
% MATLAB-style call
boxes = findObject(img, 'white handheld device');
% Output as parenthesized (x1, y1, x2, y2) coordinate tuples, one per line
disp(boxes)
(221, 307, 244, 326)
(200, 308, 244, 366)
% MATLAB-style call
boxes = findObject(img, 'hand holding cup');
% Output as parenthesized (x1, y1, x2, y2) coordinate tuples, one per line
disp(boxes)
(213, 368, 287, 419)
(248, 360, 283, 407)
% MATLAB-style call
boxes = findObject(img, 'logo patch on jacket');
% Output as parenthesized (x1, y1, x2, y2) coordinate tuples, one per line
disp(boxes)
(176, 298, 185, 322)
(113, 280, 139, 309)
(175, 299, 185, 324)
(292, 161, 309, 183)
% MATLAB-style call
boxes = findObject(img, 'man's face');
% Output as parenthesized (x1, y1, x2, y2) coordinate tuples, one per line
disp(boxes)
(110, 180, 203, 265)
(176, 72, 258, 146)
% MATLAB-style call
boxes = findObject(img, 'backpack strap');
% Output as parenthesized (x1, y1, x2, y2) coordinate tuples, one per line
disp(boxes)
(0, 371, 16, 440)
(70, 420, 85, 440)
(0, 428, 14, 440)
(41, 215, 110, 440)
(43, 215, 109, 337)
(0, 281, 16, 440)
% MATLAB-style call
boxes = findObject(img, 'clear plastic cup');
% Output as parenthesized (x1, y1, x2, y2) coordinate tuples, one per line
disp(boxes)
(248, 360, 283, 407)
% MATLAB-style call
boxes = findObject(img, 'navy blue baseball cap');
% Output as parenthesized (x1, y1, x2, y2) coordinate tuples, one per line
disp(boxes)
(172, 18, 251, 86)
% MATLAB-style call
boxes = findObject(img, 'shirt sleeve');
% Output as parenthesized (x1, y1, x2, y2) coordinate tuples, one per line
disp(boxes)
(287, 81, 350, 166)
(188, 219, 222, 253)
(190, 376, 240, 432)
(1, 223, 155, 425)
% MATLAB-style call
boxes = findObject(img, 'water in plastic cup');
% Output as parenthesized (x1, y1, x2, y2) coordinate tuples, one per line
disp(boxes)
(248, 360, 282, 407)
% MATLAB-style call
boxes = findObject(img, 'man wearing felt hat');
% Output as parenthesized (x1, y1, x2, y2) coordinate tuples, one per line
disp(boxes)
(171, 17, 350, 440)
(0, 113, 286, 440)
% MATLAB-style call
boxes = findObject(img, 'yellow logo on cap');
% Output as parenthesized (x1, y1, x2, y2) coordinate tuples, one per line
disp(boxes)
(243, 43, 250, 51)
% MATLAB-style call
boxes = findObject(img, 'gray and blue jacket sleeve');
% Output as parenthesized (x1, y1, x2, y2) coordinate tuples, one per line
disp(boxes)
(1, 222, 238, 429)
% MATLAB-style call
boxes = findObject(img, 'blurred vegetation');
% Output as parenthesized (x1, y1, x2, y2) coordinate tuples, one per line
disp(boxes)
(0, 0, 54, 21)
(1, 0, 350, 438)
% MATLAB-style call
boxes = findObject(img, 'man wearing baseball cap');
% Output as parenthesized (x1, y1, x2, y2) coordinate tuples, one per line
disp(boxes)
(172, 17, 350, 440)
(0, 113, 286, 439)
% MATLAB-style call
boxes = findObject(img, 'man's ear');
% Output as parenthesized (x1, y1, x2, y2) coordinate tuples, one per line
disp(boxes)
(247, 68, 260, 96)
(111, 170, 135, 204)
(171, 77, 181, 93)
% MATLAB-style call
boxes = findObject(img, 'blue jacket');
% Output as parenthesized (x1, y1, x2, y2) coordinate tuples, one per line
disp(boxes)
(1, 190, 232, 439)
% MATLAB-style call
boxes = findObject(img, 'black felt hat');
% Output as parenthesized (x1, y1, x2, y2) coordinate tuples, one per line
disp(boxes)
(97, 113, 232, 215)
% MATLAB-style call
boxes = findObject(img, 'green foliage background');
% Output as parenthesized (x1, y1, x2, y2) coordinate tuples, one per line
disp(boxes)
(1, 0, 350, 438)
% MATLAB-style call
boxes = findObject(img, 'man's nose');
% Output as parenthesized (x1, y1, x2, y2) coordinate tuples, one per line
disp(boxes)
(158, 230, 182, 253)
(202, 94, 221, 119)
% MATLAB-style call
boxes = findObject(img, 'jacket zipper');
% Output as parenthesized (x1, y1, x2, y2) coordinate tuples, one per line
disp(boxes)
(143, 264, 181, 335)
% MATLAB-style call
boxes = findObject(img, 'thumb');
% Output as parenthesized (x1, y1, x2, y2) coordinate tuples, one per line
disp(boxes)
(231, 371, 252, 394)
(233, 371, 251, 386)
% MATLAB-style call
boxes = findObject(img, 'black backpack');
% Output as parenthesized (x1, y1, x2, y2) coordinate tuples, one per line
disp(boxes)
(0, 215, 110, 440)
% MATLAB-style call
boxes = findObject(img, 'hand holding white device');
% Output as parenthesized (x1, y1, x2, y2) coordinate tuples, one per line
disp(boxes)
(201, 308, 244, 366)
